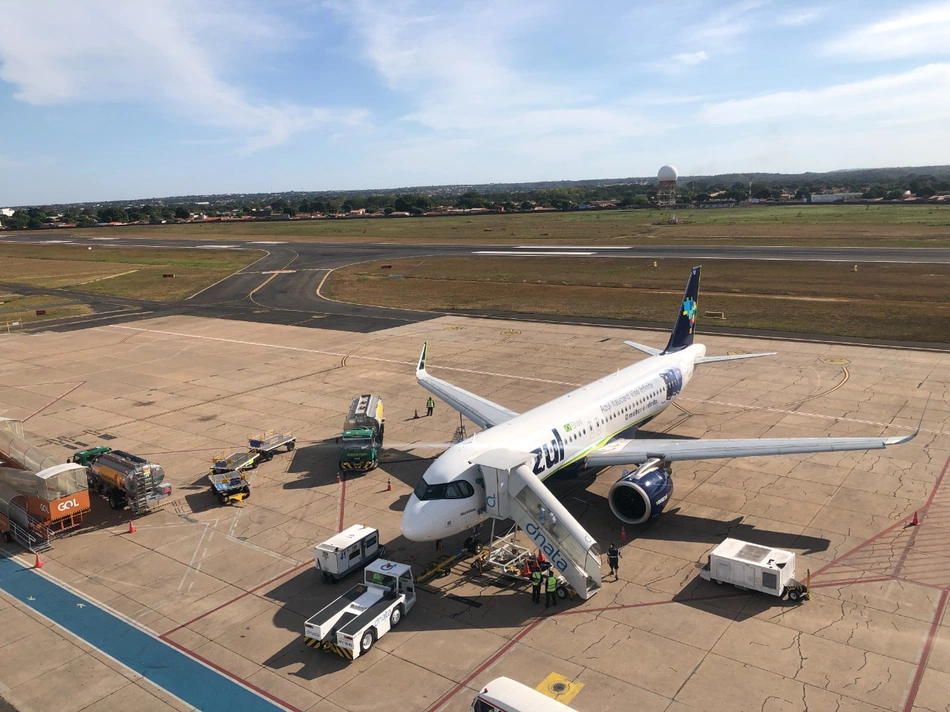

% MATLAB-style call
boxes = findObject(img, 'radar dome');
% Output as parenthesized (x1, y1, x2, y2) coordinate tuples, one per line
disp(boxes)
(658, 165, 678, 182)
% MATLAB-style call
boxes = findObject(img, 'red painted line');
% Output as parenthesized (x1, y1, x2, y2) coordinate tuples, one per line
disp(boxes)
(902, 588, 949, 712)
(338, 474, 346, 532)
(813, 454, 950, 580)
(923, 455, 950, 509)
(427, 617, 545, 712)
(811, 575, 896, 589)
(425, 590, 748, 711)
(161, 560, 310, 638)
(23, 381, 86, 422)
(162, 636, 304, 712)
(555, 590, 747, 617)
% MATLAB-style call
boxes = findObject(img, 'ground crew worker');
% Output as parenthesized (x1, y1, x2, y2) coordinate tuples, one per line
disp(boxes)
(426, 396, 435, 416)
(530, 566, 542, 604)
(607, 542, 621, 578)
(544, 571, 559, 608)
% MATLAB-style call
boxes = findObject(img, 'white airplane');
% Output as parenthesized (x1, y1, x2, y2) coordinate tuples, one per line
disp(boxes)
(400, 266, 916, 543)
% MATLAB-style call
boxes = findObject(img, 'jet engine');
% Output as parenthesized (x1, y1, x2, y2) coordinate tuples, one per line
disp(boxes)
(607, 458, 673, 525)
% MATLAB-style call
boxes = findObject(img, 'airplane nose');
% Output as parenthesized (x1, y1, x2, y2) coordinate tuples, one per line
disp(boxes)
(400, 496, 436, 541)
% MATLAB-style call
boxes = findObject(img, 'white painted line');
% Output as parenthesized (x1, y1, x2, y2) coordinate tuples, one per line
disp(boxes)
(91, 237, 119, 241)
(516, 245, 632, 250)
(196, 245, 237, 249)
(473, 251, 596, 256)
(261, 270, 297, 274)
(249, 241, 287, 245)
(40, 240, 75, 244)
(178, 525, 209, 592)
(73, 269, 139, 286)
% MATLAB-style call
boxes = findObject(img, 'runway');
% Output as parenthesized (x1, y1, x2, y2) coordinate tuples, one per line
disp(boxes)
(3, 233, 950, 340)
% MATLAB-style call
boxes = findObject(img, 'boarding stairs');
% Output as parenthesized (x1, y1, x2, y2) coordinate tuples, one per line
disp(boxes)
(8, 508, 52, 553)
(475, 450, 602, 599)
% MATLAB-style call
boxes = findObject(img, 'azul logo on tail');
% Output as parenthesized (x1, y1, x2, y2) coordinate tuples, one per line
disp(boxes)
(682, 297, 696, 334)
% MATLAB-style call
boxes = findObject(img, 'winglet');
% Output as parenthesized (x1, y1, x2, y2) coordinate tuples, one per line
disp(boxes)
(416, 342, 429, 377)
(884, 395, 928, 445)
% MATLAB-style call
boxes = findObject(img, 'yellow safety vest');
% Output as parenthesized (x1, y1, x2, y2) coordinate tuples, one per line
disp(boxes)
(546, 575, 557, 592)
(531, 571, 542, 585)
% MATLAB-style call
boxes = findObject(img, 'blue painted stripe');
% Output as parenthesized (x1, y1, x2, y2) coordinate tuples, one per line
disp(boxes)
(0, 554, 284, 712)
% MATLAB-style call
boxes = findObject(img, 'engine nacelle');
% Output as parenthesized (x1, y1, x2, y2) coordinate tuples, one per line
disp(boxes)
(608, 459, 673, 525)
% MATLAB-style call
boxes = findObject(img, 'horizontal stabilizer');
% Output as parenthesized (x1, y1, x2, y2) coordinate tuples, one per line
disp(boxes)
(624, 340, 661, 357)
(696, 352, 776, 364)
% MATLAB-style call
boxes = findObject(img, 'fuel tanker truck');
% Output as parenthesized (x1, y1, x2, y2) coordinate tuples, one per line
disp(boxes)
(69, 447, 171, 515)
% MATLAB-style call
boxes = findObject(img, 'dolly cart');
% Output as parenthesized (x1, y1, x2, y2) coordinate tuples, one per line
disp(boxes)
(249, 431, 296, 462)
(209, 470, 251, 505)
(471, 526, 570, 600)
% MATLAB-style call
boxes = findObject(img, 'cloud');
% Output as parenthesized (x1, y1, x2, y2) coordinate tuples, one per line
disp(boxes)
(0, 0, 367, 151)
(699, 63, 950, 126)
(825, 2, 950, 60)
(336, 0, 653, 141)
(671, 51, 710, 67)
(776, 9, 822, 27)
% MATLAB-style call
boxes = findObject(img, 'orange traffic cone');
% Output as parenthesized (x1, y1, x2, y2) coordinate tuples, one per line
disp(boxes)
(387, 478, 392, 492)
(413, 409, 420, 419)
(912, 510, 919, 526)
(34, 553, 43, 569)
(620, 526, 627, 542)
(128, 519, 136, 534)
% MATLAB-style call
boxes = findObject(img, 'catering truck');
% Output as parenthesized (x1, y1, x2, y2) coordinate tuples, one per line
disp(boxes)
(339, 395, 384, 471)
(70, 447, 172, 514)
(699, 538, 809, 601)
(313, 524, 383, 583)
(304, 559, 415, 660)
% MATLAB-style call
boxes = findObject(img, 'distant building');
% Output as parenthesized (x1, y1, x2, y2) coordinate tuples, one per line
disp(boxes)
(699, 200, 736, 208)
(0, 208, 15, 217)
(808, 192, 864, 203)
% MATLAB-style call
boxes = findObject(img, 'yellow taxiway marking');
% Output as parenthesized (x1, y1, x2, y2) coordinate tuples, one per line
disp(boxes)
(536, 672, 584, 704)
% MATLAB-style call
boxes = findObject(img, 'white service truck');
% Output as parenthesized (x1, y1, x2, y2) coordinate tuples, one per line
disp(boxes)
(304, 559, 415, 660)
(699, 538, 809, 601)
(313, 524, 383, 583)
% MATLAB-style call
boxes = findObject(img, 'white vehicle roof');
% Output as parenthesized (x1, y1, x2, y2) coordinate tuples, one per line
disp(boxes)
(474, 677, 570, 709)
(710, 538, 795, 567)
(316, 524, 378, 551)
(35, 463, 87, 480)
(364, 559, 411, 578)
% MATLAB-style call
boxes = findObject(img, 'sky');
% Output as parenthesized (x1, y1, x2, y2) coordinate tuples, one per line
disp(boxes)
(1, 0, 949, 205)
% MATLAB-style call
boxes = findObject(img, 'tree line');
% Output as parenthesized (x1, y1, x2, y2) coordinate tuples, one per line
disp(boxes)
(3, 169, 949, 229)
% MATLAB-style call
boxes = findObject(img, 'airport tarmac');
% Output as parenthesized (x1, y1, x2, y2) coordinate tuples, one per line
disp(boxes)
(1, 314, 949, 712)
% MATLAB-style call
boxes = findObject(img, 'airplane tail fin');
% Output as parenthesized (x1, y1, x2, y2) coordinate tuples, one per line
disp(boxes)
(662, 266, 700, 355)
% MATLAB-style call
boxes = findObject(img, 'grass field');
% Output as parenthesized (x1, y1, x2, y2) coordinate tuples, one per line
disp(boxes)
(66, 204, 950, 247)
(0, 293, 93, 325)
(0, 244, 261, 301)
(325, 257, 950, 343)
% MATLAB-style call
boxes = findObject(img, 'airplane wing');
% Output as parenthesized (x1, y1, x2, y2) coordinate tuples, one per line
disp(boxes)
(584, 431, 917, 468)
(416, 343, 519, 429)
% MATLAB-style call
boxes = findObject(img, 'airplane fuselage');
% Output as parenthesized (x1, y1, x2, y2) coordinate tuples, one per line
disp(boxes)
(400, 343, 705, 541)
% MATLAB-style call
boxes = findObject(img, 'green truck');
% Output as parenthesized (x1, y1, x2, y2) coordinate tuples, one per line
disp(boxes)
(339, 395, 384, 471)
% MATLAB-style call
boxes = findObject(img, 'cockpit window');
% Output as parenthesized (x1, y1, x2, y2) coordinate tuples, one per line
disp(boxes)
(413, 478, 475, 500)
